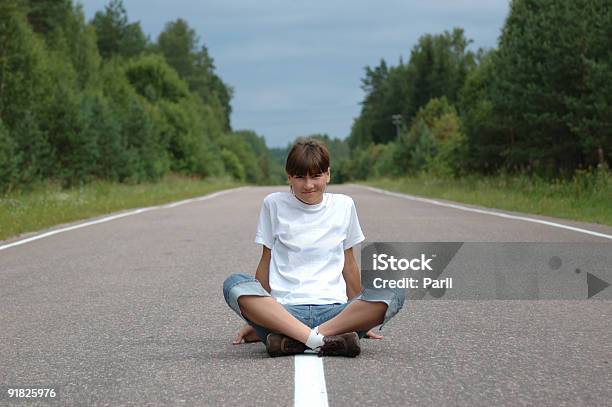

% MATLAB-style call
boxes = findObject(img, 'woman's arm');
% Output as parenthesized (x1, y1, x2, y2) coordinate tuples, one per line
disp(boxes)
(255, 245, 272, 293)
(342, 247, 362, 299)
(342, 247, 384, 340)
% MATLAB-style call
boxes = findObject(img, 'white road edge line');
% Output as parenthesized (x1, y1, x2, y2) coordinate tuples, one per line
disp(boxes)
(358, 185, 612, 240)
(295, 354, 329, 407)
(0, 187, 247, 251)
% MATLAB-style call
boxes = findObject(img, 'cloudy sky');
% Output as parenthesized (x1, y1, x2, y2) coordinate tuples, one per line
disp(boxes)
(82, 0, 510, 148)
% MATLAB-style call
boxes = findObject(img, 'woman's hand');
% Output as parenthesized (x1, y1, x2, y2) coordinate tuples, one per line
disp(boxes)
(365, 329, 383, 339)
(233, 323, 260, 344)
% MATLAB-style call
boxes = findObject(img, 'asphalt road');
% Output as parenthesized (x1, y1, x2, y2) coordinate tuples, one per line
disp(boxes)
(1, 185, 611, 406)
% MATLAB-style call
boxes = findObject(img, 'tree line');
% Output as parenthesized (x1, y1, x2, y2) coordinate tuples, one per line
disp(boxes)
(0, 0, 276, 193)
(336, 0, 611, 182)
(1, 0, 610, 192)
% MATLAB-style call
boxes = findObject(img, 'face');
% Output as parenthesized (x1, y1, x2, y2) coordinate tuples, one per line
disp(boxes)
(288, 168, 331, 205)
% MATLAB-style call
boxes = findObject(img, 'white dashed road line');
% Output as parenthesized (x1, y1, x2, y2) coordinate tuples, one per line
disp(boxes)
(294, 354, 329, 407)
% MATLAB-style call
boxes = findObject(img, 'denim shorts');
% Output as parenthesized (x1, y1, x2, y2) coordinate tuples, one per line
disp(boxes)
(222, 273, 405, 342)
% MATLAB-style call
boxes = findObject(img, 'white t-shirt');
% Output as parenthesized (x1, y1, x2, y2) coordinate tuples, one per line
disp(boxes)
(255, 192, 365, 305)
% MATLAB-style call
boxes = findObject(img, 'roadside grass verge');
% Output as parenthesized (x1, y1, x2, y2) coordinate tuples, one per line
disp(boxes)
(362, 170, 612, 227)
(0, 174, 241, 242)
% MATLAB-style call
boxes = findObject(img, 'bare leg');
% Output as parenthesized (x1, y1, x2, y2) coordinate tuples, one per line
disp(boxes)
(238, 296, 311, 343)
(317, 300, 387, 336)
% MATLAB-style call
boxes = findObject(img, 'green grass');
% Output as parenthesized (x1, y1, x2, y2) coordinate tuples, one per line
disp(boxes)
(0, 174, 241, 242)
(361, 170, 612, 226)
(3, 171, 610, 243)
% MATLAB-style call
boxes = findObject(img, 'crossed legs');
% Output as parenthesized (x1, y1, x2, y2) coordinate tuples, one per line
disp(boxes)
(237, 295, 387, 344)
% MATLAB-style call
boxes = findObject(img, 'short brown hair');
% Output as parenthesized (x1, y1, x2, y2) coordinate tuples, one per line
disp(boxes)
(285, 138, 330, 176)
